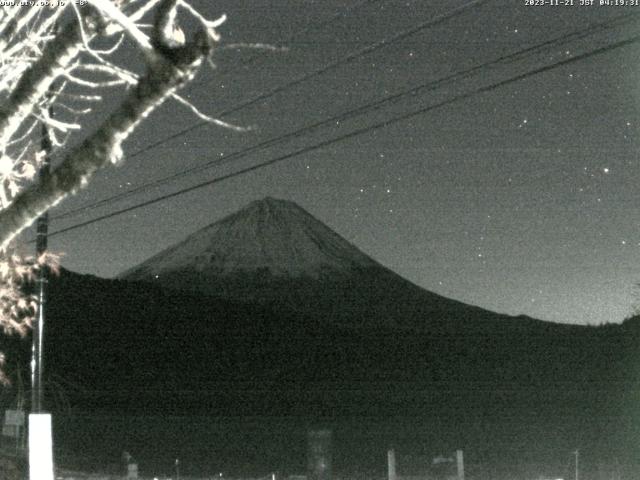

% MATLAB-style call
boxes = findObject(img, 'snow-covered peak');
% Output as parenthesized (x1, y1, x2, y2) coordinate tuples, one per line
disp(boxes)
(121, 197, 379, 280)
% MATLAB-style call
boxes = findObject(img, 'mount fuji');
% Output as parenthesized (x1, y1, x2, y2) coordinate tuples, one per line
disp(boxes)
(120, 197, 510, 328)
(6, 198, 639, 474)
(122, 196, 380, 280)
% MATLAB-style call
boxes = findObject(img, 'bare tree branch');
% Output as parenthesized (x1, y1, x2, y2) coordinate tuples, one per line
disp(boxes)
(0, 8, 102, 148)
(0, 0, 235, 377)
(86, 0, 153, 52)
(0, 3, 214, 249)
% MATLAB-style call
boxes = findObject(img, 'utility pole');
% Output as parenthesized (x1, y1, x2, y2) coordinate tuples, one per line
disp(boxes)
(573, 449, 579, 480)
(31, 108, 51, 413)
(456, 450, 465, 480)
(29, 104, 53, 480)
(387, 449, 397, 480)
(307, 429, 332, 480)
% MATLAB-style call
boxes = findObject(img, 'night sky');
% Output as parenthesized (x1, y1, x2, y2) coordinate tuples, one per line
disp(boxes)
(30, 0, 640, 325)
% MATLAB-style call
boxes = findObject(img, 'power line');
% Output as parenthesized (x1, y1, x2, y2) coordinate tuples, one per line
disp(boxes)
(120, 0, 489, 162)
(48, 34, 640, 237)
(41, 33, 640, 241)
(203, 0, 383, 81)
(52, 11, 640, 222)
(53, 0, 491, 220)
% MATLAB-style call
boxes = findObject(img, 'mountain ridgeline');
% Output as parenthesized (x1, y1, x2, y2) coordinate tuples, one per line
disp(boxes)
(5, 197, 640, 474)
(118, 197, 562, 328)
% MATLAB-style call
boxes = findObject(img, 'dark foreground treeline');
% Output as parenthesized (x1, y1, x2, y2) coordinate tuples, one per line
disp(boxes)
(1, 268, 639, 477)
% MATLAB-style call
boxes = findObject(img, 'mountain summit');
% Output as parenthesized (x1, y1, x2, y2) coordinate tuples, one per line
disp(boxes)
(122, 197, 379, 282)
(120, 197, 505, 327)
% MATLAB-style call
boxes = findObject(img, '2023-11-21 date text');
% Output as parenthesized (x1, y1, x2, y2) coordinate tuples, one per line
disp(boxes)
(525, 0, 640, 6)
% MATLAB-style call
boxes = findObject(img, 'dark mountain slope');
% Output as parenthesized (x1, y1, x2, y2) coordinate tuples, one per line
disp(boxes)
(26, 269, 640, 476)
(0, 197, 637, 474)
(15, 268, 632, 416)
